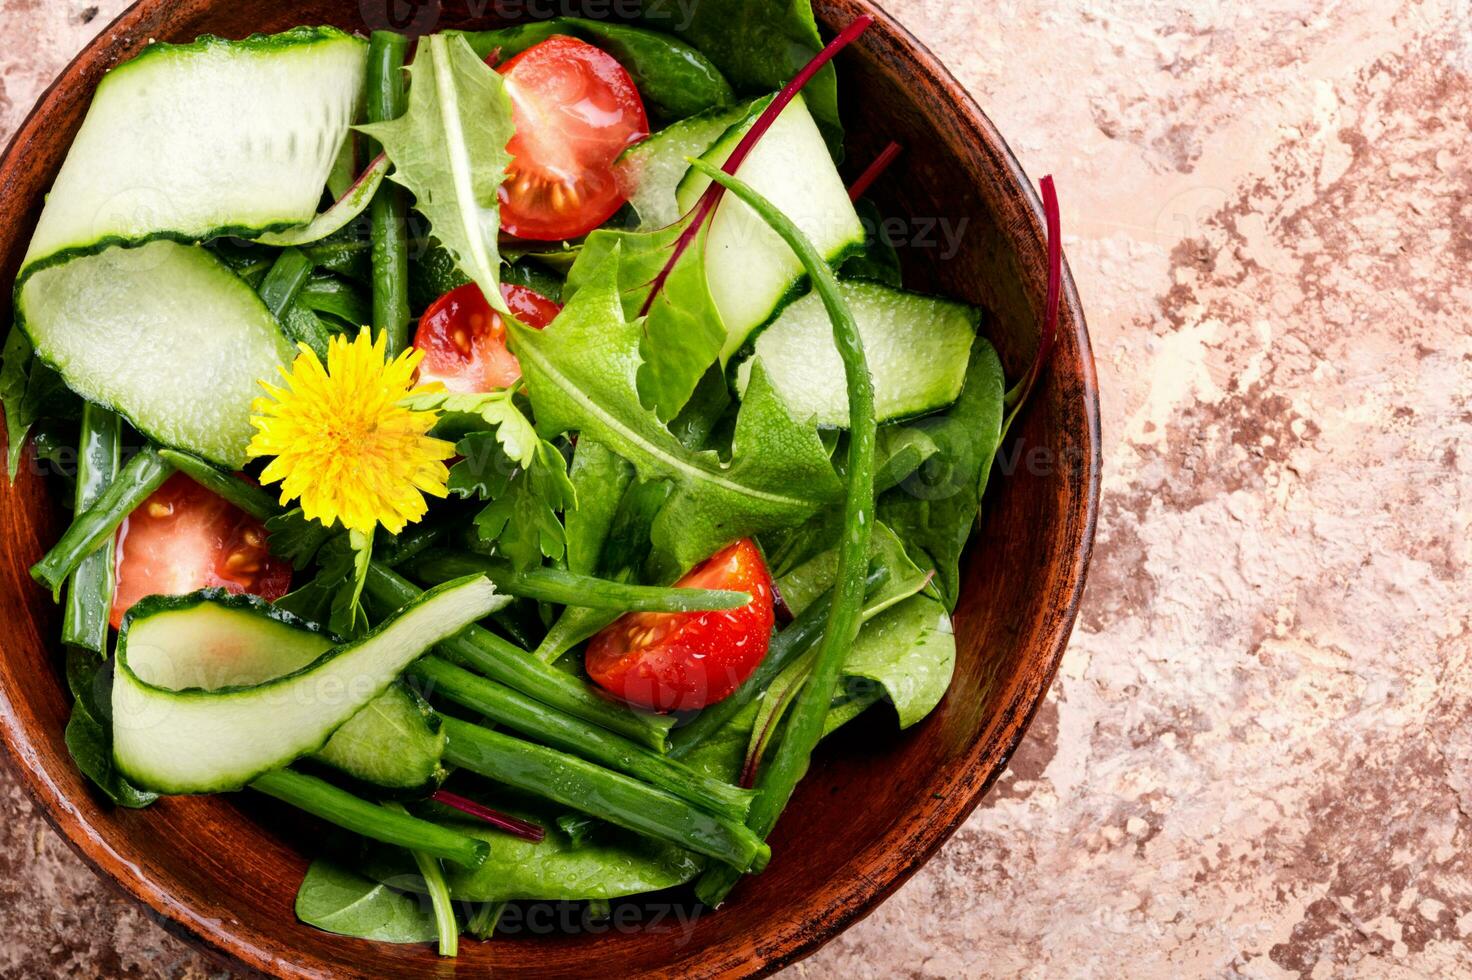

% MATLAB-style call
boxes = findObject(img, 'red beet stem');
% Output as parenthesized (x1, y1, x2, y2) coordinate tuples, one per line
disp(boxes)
(639, 15, 875, 317)
(847, 141, 903, 201)
(1006, 176, 1062, 417)
(431, 789, 546, 843)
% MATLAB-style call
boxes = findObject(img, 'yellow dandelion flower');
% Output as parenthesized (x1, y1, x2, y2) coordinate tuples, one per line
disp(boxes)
(248, 330, 455, 536)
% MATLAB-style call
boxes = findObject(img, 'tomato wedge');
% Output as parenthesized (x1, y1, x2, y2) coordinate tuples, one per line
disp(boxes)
(414, 282, 561, 393)
(496, 35, 649, 241)
(586, 539, 775, 712)
(109, 473, 291, 629)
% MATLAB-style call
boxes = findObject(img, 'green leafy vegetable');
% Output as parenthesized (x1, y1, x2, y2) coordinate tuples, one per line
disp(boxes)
(384, 801, 459, 957)
(510, 246, 840, 574)
(567, 220, 725, 422)
(533, 476, 672, 662)
(461, 19, 734, 121)
(361, 796, 702, 903)
(266, 507, 340, 569)
(840, 199, 903, 287)
(565, 439, 634, 575)
(294, 859, 439, 943)
(358, 33, 515, 315)
(448, 430, 576, 572)
(63, 649, 157, 808)
(1, 326, 79, 481)
(842, 594, 955, 728)
(646, 0, 842, 154)
(876, 338, 1005, 609)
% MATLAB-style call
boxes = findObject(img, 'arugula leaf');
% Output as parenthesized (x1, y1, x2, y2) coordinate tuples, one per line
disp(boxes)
(877, 338, 1005, 610)
(358, 33, 514, 314)
(646, 0, 842, 154)
(568, 220, 726, 422)
(295, 860, 439, 943)
(511, 246, 839, 574)
(449, 431, 576, 571)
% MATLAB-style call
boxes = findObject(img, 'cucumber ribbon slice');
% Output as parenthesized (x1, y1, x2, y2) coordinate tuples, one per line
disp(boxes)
(111, 575, 506, 794)
(13, 28, 368, 467)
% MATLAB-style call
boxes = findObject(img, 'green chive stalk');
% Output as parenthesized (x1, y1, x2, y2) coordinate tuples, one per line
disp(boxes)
(251, 768, 487, 868)
(61, 405, 121, 652)
(441, 718, 769, 873)
(32, 448, 173, 596)
(408, 549, 750, 613)
(365, 31, 411, 353)
(684, 161, 877, 907)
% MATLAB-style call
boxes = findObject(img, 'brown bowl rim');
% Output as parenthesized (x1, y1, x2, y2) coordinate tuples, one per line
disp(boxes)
(0, 1, 1101, 976)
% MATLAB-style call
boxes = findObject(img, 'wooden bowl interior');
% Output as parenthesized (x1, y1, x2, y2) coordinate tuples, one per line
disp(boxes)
(0, 1, 1098, 976)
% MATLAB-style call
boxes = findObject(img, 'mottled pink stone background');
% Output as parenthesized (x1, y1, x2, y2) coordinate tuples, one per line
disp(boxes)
(3, 0, 1471, 975)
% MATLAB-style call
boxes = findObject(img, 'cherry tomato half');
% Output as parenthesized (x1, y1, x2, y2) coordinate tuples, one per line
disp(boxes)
(497, 35, 649, 241)
(586, 539, 775, 712)
(414, 282, 561, 393)
(110, 473, 292, 629)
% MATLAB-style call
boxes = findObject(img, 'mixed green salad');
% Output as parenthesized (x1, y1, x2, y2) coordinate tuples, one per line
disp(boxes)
(2, 0, 1060, 956)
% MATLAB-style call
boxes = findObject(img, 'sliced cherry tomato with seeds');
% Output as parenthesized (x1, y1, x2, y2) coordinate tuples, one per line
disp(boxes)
(414, 282, 561, 393)
(586, 539, 775, 712)
(109, 473, 291, 629)
(496, 35, 649, 241)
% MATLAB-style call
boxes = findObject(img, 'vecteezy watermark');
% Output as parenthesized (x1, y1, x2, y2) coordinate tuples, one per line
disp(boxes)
(859, 212, 970, 261)
(358, 0, 702, 33)
(373, 874, 706, 946)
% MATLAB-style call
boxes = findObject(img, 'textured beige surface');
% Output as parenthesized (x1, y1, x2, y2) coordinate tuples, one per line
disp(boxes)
(4, 0, 1471, 976)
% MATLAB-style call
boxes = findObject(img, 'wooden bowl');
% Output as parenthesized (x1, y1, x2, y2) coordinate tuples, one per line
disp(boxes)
(0, 1, 1099, 975)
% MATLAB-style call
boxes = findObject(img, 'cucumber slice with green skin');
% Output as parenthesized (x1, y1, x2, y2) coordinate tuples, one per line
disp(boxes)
(21, 28, 366, 272)
(16, 241, 296, 468)
(112, 576, 504, 794)
(733, 281, 981, 427)
(674, 94, 865, 363)
(615, 101, 756, 231)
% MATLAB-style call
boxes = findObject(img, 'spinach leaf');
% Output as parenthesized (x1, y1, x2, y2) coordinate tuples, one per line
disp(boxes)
(2, 327, 79, 481)
(63, 649, 157, 809)
(358, 34, 515, 314)
(512, 247, 840, 574)
(872, 425, 941, 494)
(842, 593, 955, 728)
(840, 199, 904, 287)
(461, 20, 735, 122)
(295, 859, 439, 943)
(645, 0, 843, 154)
(360, 799, 702, 903)
(877, 338, 1005, 610)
